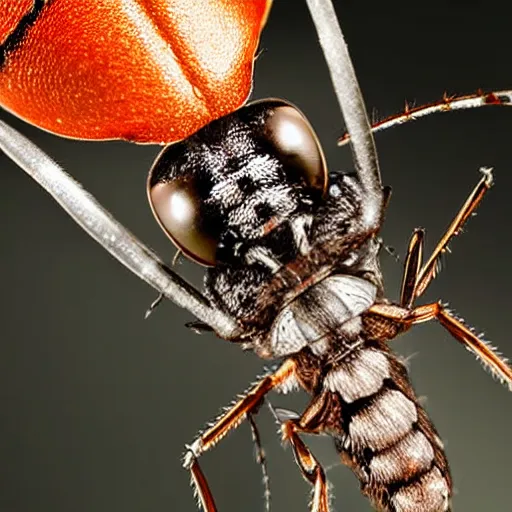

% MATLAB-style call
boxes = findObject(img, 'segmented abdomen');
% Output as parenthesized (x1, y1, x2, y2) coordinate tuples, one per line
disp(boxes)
(295, 341, 452, 511)
(333, 343, 451, 511)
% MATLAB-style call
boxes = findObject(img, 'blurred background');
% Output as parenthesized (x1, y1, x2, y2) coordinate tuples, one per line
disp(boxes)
(0, 1, 511, 511)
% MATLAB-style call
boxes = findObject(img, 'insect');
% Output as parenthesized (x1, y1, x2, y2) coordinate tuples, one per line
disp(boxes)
(1, 1, 512, 512)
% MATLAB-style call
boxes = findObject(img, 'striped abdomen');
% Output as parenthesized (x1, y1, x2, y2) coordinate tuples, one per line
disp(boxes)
(295, 341, 452, 512)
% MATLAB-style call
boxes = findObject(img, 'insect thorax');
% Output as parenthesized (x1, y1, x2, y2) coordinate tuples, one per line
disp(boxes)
(203, 159, 384, 351)
(148, 100, 384, 358)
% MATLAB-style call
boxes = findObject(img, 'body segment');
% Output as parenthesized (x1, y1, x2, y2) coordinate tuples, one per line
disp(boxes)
(146, 101, 495, 511)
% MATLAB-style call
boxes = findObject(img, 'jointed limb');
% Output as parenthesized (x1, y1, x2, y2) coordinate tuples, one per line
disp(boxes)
(369, 301, 512, 391)
(0, 121, 239, 339)
(338, 90, 512, 147)
(281, 420, 330, 512)
(247, 412, 271, 512)
(270, 396, 332, 512)
(399, 168, 493, 306)
(400, 229, 424, 308)
(413, 168, 494, 299)
(380, 167, 512, 390)
(183, 359, 297, 512)
(270, 393, 335, 512)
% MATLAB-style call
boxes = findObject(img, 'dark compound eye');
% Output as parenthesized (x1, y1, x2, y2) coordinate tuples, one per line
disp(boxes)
(147, 175, 220, 267)
(147, 99, 328, 268)
(262, 101, 328, 194)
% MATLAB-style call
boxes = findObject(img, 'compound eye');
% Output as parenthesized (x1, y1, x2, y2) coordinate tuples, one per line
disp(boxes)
(147, 175, 219, 267)
(264, 103, 328, 194)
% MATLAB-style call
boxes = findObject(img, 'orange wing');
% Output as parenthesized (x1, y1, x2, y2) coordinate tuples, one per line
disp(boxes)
(0, 0, 271, 143)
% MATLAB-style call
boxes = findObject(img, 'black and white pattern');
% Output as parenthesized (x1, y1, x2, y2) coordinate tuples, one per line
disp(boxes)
(150, 100, 454, 511)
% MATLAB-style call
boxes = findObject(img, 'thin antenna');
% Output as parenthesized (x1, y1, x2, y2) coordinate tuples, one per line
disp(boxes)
(0, 0, 373, 335)
(0, 120, 239, 339)
(305, 0, 383, 230)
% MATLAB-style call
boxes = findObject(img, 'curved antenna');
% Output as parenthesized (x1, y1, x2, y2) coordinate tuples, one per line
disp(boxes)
(0, 1, 372, 336)
(305, 0, 383, 230)
(0, 121, 239, 339)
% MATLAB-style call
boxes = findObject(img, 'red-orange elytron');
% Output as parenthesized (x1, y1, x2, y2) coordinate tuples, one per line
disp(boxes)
(0, 0, 271, 142)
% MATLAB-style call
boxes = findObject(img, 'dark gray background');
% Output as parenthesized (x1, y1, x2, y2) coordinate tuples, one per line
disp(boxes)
(0, 1, 511, 511)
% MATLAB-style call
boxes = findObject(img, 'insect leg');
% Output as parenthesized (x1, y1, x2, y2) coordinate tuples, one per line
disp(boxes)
(183, 359, 297, 512)
(0, 120, 239, 339)
(338, 90, 512, 147)
(400, 228, 424, 307)
(368, 302, 512, 390)
(247, 412, 271, 512)
(281, 419, 330, 512)
(271, 394, 333, 512)
(398, 168, 493, 305)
